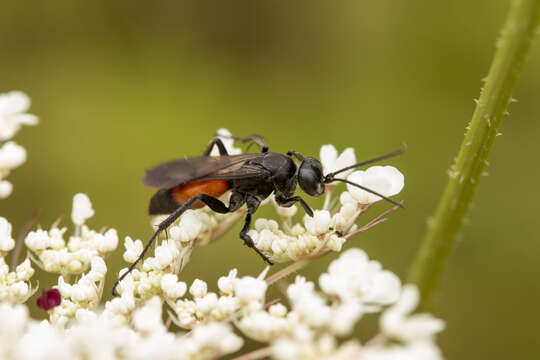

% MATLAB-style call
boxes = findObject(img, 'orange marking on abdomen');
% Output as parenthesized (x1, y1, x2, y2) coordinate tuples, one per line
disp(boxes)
(171, 180, 230, 209)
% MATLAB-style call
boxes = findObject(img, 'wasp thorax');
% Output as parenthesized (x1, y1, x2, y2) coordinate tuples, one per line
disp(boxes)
(298, 158, 325, 197)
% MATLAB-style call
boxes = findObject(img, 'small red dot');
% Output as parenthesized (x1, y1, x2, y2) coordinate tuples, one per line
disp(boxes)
(36, 288, 62, 310)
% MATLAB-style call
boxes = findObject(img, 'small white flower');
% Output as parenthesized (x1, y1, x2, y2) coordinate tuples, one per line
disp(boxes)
(288, 276, 331, 328)
(0, 141, 26, 169)
(160, 274, 187, 299)
(271, 237, 288, 255)
(74, 308, 97, 322)
(71, 279, 96, 303)
(327, 234, 346, 252)
(71, 193, 94, 225)
(217, 268, 238, 295)
(304, 210, 331, 236)
(123, 236, 143, 263)
(320, 144, 356, 176)
(272, 338, 301, 360)
(380, 285, 445, 342)
(234, 275, 267, 305)
(24, 229, 50, 250)
(251, 229, 271, 250)
(174, 299, 197, 328)
(190, 279, 208, 298)
(155, 243, 174, 269)
(0, 217, 15, 252)
(142, 257, 160, 272)
(0, 91, 38, 141)
(213, 295, 239, 320)
(329, 302, 363, 335)
(0, 92, 37, 199)
(10, 281, 29, 298)
(67, 259, 83, 273)
(269, 303, 287, 317)
(0, 180, 13, 198)
(48, 228, 66, 249)
(15, 259, 34, 280)
(94, 229, 119, 253)
(132, 297, 165, 334)
(237, 310, 289, 342)
(169, 210, 204, 244)
(195, 292, 218, 314)
(190, 322, 243, 356)
(0, 302, 28, 339)
(58, 276, 72, 298)
(319, 249, 401, 306)
(254, 218, 279, 232)
(346, 166, 404, 204)
(87, 257, 106, 281)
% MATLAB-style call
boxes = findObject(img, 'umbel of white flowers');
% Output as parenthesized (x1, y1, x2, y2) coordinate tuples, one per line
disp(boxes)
(0, 90, 444, 360)
(0, 91, 38, 198)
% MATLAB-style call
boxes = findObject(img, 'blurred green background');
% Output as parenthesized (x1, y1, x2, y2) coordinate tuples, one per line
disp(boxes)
(1, 0, 539, 358)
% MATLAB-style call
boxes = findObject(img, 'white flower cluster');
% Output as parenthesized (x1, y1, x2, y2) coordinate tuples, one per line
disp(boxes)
(163, 267, 269, 330)
(0, 193, 115, 326)
(0, 91, 38, 198)
(51, 256, 107, 327)
(25, 193, 118, 276)
(112, 203, 244, 305)
(0, 299, 242, 360)
(0, 121, 445, 359)
(2, 249, 443, 360)
(264, 251, 444, 360)
(0, 217, 36, 303)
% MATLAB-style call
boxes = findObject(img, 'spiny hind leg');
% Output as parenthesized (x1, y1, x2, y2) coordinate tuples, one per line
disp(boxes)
(239, 196, 273, 265)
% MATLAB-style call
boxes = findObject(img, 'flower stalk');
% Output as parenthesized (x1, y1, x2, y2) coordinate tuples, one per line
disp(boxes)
(408, 0, 540, 309)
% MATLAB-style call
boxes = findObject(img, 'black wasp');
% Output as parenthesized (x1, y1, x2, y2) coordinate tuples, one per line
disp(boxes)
(113, 134, 404, 295)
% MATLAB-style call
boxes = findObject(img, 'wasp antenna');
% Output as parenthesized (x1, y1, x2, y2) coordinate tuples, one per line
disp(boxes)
(331, 177, 405, 209)
(326, 144, 407, 178)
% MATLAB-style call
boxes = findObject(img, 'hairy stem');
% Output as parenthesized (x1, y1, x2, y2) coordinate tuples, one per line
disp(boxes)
(266, 259, 309, 286)
(408, 0, 540, 309)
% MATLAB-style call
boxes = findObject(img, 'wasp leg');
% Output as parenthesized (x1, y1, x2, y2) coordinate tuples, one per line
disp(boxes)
(112, 193, 244, 296)
(286, 150, 305, 162)
(203, 138, 229, 156)
(275, 195, 314, 217)
(239, 196, 273, 265)
(221, 134, 268, 153)
(239, 213, 273, 265)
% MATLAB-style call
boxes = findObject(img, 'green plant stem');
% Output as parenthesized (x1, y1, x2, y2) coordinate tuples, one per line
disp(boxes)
(408, 0, 540, 309)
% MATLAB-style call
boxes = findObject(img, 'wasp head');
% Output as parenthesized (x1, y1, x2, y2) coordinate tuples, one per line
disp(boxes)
(298, 157, 325, 197)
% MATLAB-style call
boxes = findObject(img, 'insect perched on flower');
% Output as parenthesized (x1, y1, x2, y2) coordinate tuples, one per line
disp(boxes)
(113, 133, 406, 295)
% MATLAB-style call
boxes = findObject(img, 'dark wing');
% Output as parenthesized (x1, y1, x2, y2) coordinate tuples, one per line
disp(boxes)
(142, 153, 267, 189)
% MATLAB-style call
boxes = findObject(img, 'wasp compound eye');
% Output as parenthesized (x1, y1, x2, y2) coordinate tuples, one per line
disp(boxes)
(298, 158, 325, 197)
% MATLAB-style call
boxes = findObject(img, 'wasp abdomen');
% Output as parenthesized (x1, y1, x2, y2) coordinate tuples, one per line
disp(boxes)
(149, 180, 230, 215)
